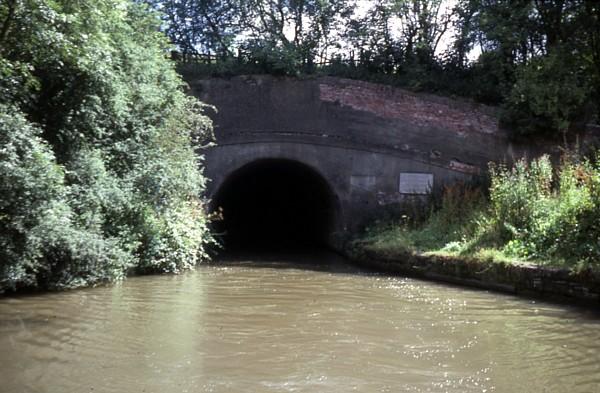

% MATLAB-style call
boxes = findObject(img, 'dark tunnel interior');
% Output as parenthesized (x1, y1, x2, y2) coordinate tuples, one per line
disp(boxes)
(212, 159, 336, 252)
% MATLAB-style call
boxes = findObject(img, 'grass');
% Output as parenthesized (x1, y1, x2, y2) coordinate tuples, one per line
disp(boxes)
(356, 217, 525, 261)
(352, 155, 600, 274)
(353, 221, 557, 271)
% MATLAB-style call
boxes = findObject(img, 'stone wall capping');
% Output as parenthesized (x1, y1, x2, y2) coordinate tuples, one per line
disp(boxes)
(348, 249, 600, 309)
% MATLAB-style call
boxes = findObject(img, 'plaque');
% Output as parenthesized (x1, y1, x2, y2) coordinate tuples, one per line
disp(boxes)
(399, 173, 433, 194)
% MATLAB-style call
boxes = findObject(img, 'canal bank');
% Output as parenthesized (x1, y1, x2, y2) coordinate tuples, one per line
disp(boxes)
(346, 247, 600, 307)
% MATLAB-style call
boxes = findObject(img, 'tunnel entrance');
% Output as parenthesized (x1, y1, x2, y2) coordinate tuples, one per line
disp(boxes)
(213, 159, 337, 251)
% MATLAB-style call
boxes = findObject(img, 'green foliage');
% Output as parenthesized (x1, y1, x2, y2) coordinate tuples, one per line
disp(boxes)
(498, 156, 600, 267)
(489, 156, 553, 241)
(502, 52, 593, 137)
(0, 0, 213, 292)
(357, 153, 600, 271)
(465, 51, 514, 105)
(357, 181, 487, 258)
(0, 106, 132, 290)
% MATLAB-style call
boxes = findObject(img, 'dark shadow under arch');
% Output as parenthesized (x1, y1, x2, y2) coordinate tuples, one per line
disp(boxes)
(212, 159, 338, 251)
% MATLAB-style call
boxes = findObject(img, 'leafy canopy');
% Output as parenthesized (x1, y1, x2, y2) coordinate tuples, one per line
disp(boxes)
(0, 0, 213, 292)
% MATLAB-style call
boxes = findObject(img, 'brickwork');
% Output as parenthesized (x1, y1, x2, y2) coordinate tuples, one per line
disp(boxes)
(319, 79, 499, 136)
(191, 74, 517, 241)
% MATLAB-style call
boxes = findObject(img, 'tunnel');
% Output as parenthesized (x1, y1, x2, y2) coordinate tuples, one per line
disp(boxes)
(212, 159, 337, 251)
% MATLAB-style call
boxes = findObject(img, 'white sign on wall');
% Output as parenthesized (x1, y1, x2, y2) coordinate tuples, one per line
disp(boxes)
(399, 173, 433, 194)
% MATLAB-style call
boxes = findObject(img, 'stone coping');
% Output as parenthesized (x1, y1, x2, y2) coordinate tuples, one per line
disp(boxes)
(347, 249, 600, 308)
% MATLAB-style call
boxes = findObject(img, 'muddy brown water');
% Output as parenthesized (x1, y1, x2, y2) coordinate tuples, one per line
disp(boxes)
(1, 253, 599, 393)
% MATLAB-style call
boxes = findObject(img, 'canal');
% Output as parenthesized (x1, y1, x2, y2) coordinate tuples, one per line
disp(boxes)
(1, 253, 599, 393)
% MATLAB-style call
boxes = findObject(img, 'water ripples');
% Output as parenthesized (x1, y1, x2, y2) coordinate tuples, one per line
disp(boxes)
(1, 255, 600, 392)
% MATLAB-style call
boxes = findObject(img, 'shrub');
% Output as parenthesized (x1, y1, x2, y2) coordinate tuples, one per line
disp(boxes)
(485, 154, 600, 268)
(0, 106, 133, 290)
(357, 153, 600, 271)
(0, 0, 214, 293)
(489, 156, 553, 242)
(501, 51, 592, 139)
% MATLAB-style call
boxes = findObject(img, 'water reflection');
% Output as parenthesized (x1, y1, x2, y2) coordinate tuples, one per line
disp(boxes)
(1, 253, 599, 393)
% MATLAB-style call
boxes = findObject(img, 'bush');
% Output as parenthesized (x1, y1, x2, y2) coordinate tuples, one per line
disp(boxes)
(489, 156, 553, 242)
(0, 1, 214, 293)
(501, 52, 593, 138)
(356, 181, 487, 256)
(0, 106, 133, 290)
(499, 156, 600, 267)
(357, 153, 600, 271)
(470, 154, 600, 268)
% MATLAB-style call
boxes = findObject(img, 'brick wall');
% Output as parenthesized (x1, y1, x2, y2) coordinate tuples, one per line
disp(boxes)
(319, 79, 499, 136)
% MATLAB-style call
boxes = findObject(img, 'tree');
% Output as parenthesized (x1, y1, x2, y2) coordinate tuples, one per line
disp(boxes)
(468, 0, 597, 136)
(144, 0, 240, 61)
(502, 51, 592, 138)
(0, 0, 213, 292)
